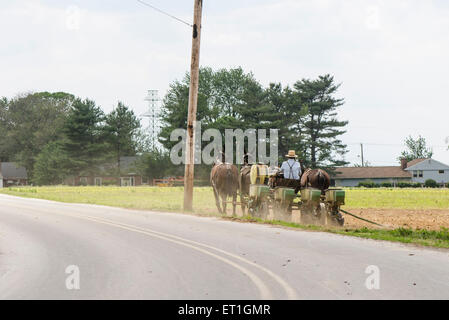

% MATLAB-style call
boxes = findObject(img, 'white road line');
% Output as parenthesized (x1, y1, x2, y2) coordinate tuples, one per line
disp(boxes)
(2, 196, 299, 299)
(82, 214, 299, 300)
(1, 202, 274, 299)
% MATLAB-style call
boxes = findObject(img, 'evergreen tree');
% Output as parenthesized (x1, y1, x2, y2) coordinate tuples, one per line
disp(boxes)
(62, 98, 107, 176)
(293, 75, 348, 168)
(33, 141, 69, 185)
(159, 68, 349, 174)
(104, 102, 141, 177)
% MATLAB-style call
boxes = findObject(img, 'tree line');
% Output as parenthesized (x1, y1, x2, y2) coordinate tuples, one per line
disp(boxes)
(159, 67, 348, 171)
(0, 92, 142, 185)
(0, 67, 349, 185)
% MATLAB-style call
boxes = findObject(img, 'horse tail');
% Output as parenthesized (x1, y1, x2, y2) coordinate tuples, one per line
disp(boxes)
(317, 170, 325, 191)
(225, 165, 233, 196)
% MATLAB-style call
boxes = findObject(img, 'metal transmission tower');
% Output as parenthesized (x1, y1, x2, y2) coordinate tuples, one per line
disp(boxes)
(142, 89, 161, 150)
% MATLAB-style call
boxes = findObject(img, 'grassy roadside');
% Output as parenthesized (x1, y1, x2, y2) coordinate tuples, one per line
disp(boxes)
(1, 186, 449, 249)
(232, 216, 449, 249)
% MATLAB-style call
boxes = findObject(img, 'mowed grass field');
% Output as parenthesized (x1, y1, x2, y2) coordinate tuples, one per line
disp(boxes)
(1, 186, 448, 211)
(1, 186, 449, 247)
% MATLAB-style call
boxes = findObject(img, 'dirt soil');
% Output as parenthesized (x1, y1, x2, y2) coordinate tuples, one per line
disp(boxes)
(342, 208, 449, 230)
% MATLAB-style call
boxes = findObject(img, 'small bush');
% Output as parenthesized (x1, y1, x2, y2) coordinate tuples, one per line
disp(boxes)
(424, 179, 438, 188)
(102, 180, 118, 186)
(358, 180, 379, 188)
(398, 182, 413, 188)
(381, 182, 392, 188)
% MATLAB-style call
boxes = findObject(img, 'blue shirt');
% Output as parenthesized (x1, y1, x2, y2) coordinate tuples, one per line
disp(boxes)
(280, 159, 301, 180)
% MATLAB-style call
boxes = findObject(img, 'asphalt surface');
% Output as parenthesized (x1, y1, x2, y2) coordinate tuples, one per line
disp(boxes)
(0, 194, 448, 300)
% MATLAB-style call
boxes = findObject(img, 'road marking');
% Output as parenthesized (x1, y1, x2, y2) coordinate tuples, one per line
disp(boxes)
(77, 215, 274, 299)
(2, 196, 299, 299)
(2, 200, 277, 299)
(81, 214, 299, 300)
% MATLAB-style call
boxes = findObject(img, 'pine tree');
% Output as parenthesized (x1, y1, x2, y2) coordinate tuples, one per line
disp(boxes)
(104, 102, 141, 177)
(33, 141, 69, 185)
(293, 75, 348, 168)
(62, 98, 107, 176)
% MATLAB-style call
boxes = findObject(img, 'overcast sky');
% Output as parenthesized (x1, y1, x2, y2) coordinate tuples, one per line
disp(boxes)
(1, 0, 448, 166)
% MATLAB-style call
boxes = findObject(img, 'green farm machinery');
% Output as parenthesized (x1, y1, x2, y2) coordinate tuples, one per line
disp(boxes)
(242, 164, 345, 226)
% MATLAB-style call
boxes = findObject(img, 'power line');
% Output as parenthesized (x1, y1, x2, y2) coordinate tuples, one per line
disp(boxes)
(136, 0, 193, 27)
(346, 142, 448, 149)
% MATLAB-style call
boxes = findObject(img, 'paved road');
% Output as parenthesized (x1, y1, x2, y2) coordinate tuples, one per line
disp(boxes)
(0, 194, 448, 299)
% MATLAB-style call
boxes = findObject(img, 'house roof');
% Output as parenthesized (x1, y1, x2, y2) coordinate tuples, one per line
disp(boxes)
(405, 158, 449, 171)
(406, 158, 428, 168)
(79, 156, 139, 176)
(333, 166, 411, 179)
(1, 162, 28, 179)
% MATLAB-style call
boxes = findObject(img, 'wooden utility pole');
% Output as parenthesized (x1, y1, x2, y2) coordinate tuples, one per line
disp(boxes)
(183, 0, 203, 211)
(360, 143, 365, 167)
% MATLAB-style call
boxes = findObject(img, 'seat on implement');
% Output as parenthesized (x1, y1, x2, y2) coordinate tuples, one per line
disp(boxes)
(270, 175, 301, 192)
(250, 164, 269, 185)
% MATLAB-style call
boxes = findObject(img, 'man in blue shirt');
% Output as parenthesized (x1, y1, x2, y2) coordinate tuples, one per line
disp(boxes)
(280, 150, 302, 180)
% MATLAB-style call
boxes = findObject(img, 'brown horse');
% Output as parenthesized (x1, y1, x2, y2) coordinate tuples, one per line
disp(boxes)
(210, 161, 240, 215)
(300, 168, 331, 193)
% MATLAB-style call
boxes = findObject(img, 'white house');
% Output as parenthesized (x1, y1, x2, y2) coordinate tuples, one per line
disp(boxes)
(332, 158, 449, 187)
(405, 158, 449, 185)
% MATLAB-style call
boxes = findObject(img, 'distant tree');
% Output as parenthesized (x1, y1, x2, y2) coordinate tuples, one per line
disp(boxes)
(0, 92, 74, 176)
(33, 141, 69, 185)
(159, 67, 267, 150)
(159, 68, 348, 172)
(354, 161, 371, 167)
(265, 83, 304, 163)
(104, 102, 141, 177)
(136, 150, 183, 182)
(62, 98, 107, 176)
(292, 75, 348, 169)
(399, 135, 433, 162)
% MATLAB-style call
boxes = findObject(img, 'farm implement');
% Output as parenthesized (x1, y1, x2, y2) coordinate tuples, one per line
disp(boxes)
(241, 164, 345, 226)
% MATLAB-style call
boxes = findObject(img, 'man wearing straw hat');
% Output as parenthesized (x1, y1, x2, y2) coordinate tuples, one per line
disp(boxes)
(280, 150, 302, 180)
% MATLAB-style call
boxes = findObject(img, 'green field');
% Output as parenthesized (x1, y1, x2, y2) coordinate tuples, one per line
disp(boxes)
(343, 188, 449, 210)
(1, 186, 449, 248)
(1, 186, 448, 211)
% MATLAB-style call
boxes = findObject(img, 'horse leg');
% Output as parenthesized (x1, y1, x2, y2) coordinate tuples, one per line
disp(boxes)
(232, 192, 237, 216)
(212, 183, 222, 214)
(222, 196, 227, 215)
(241, 195, 246, 215)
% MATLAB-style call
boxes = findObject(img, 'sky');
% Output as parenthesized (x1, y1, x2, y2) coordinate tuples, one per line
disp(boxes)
(0, 0, 448, 166)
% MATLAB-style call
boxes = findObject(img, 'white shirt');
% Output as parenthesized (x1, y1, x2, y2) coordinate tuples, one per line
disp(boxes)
(280, 159, 301, 180)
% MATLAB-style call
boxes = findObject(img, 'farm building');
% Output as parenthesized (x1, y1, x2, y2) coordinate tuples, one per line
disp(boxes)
(0, 162, 28, 187)
(72, 156, 149, 187)
(332, 158, 449, 187)
(404, 158, 449, 185)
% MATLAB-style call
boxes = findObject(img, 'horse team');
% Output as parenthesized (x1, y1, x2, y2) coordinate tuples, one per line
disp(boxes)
(210, 155, 331, 215)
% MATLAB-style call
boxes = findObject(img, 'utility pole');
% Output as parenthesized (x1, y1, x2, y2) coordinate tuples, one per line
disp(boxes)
(360, 143, 365, 167)
(183, 0, 203, 211)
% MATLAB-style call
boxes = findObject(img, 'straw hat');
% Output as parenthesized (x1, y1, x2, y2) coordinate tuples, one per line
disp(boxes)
(285, 150, 298, 158)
